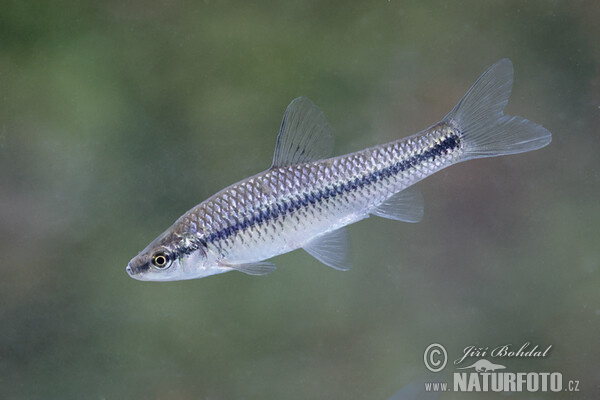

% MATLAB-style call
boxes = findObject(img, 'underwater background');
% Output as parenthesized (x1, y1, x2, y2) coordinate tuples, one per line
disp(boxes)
(1, 1, 598, 398)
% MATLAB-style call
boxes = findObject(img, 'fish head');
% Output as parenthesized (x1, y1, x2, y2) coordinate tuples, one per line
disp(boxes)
(126, 230, 227, 281)
(126, 230, 186, 281)
(126, 247, 185, 282)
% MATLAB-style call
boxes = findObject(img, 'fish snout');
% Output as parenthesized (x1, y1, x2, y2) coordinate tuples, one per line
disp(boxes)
(126, 263, 146, 280)
(126, 254, 151, 280)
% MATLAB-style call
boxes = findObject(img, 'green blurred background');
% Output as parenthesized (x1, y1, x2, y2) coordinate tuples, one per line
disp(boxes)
(1, 1, 598, 399)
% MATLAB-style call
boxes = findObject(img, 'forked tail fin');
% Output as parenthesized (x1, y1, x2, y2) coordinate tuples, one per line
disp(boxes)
(444, 59, 551, 160)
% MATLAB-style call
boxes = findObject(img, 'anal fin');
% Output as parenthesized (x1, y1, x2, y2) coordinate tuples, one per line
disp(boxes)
(371, 186, 424, 223)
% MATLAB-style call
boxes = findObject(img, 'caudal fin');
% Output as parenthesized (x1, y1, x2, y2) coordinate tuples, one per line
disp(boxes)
(444, 59, 551, 160)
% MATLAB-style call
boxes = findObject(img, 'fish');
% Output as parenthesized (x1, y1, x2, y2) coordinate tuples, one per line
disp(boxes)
(126, 59, 551, 282)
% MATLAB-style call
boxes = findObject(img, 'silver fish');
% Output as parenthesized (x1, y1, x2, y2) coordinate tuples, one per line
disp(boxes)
(126, 59, 551, 282)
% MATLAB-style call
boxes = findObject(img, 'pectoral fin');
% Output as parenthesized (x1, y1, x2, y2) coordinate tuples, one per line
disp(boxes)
(226, 262, 277, 276)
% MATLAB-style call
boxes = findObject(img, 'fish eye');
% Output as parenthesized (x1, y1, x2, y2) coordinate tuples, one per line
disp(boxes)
(151, 251, 171, 269)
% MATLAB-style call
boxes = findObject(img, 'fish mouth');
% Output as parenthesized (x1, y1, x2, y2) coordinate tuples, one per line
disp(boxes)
(126, 263, 144, 280)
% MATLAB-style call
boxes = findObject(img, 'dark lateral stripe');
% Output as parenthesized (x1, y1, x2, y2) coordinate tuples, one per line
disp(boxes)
(203, 133, 459, 245)
(130, 261, 150, 274)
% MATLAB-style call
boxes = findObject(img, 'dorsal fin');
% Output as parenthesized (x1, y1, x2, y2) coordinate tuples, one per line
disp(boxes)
(271, 97, 334, 168)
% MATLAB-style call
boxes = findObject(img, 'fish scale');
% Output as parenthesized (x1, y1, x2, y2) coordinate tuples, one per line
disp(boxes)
(180, 123, 462, 267)
(126, 59, 551, 281)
